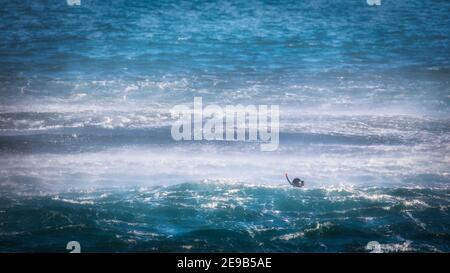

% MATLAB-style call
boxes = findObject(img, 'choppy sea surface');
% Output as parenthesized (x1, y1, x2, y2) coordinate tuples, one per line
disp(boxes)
(0, 0, 449, 252)
(1, 183, 450, 252)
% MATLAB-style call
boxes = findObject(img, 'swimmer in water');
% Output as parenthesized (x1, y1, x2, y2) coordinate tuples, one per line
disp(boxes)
(285, 173, 304, 188)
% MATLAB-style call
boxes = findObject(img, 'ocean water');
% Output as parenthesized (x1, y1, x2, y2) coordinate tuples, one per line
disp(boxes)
(0, 0, 449, 252)
(1, 183, 450, 252)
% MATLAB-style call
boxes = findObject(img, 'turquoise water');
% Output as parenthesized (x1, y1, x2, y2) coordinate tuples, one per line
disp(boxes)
(1, 183, 449, 252)
(0, 0, 449, 252)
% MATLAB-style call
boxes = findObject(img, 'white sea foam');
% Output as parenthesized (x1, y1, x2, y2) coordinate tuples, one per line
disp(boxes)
(0, 141, 448, 191)
(378, 240, 414, 253)
(273, 231, 305, 241)
(52, 196, 94, 205)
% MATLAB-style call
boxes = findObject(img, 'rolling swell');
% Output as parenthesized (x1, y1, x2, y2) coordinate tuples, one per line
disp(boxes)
(0, 182, 448, 252)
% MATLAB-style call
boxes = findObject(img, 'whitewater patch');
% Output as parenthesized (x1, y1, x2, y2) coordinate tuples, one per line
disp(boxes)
(51, 196, 94, 205)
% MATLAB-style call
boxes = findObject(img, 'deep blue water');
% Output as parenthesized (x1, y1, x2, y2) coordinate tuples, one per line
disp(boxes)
(1, 183, 449, 252)
(0, 0, 449, 252)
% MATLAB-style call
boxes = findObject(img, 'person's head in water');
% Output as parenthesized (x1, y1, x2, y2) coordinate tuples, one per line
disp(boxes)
(285, 173, 304, 187)
(292, 178, 302, 187)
